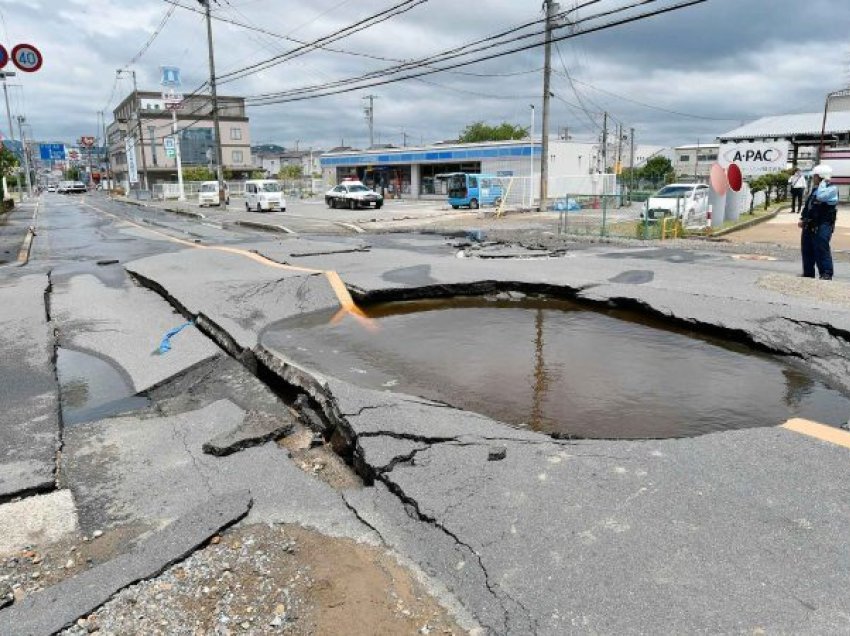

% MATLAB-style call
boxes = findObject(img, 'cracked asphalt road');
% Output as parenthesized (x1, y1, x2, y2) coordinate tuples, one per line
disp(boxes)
(1, 192, 850, 634)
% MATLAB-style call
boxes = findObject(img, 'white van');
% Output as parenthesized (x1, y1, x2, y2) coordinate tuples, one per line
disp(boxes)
(198, 181, 230, 207)
(245, 180, 286, 212)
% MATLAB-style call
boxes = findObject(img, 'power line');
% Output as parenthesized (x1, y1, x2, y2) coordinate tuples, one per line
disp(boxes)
(559, 74, 742, 121)
(244, 0, 684, 103)
(244, 0, 707, 106)
(215, 0, 430, 85)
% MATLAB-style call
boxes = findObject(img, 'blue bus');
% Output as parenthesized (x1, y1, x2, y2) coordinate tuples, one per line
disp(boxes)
(445, 173, 504, 209)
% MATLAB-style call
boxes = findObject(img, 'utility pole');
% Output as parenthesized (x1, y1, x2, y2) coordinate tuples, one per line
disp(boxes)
(171, 108, 185, 201)
(200, 0, 225, 193)
(601, 111, 608, 176)
(16, 116, 32, 196)
(100, 110, 112, 192)
(363, 95, 378, 148)
(540, 0, 558, 211)
(1, 70, 21, 201)
(629, 127, 635, 204)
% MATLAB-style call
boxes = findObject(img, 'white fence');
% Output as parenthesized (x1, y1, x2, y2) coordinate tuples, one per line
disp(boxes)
(477, 174, 619, 211)
(151, 178, 324, 201)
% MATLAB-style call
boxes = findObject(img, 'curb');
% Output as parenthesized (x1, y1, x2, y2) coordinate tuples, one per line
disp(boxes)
(334, 221, 366, 234)
(709, 206, 786, 238)
(165, 206, 206, 220)
(231, 220, 295, 234)
(16, 226, 36, 265)
(117, 197, 206, 220)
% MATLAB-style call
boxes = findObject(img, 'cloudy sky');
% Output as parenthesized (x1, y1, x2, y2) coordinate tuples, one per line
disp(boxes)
(2, 0, 849, 150)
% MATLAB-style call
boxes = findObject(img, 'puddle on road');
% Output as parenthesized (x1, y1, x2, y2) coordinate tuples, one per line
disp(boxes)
(262, 296, 850, 439)
(58, 348, 150, 426)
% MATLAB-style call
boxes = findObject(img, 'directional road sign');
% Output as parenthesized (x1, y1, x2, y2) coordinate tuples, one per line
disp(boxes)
(11, 43, 42, 73)
(39, 143, 66, 161)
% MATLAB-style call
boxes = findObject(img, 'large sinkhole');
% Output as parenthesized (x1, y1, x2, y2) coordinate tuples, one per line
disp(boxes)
(261, 295, 850, 439)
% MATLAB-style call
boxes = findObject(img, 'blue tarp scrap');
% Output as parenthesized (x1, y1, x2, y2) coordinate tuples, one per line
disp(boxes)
(158, 321, 195, 354)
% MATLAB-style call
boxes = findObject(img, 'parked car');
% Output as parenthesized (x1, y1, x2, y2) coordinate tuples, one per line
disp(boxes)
(198, 181, 230, 207)
(245, 180, 285, 212)
(642, 183, 710, 229)
(325, 180, 383, 209)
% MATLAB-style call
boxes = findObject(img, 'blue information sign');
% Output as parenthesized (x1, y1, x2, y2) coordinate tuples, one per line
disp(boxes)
(39, 143, 66, 161)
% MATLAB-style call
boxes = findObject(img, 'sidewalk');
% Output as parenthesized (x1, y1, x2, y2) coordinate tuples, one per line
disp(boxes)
(0, 200, 37, 266)
(726, 205, 850, 250)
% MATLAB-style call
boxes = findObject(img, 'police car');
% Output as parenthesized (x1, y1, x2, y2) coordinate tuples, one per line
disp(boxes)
(325, 179, 383, 210)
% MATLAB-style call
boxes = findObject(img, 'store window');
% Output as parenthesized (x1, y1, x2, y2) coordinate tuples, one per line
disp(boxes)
(419, 162, 481, 195)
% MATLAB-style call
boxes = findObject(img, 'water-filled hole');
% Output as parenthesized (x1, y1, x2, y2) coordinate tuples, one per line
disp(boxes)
(261, 296, 850, 439)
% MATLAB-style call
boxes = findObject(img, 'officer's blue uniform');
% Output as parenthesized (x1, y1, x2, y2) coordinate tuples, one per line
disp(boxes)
(801, 181, 839, 279)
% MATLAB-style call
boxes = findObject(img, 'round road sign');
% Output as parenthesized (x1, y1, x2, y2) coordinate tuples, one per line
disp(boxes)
(11, 43, 43, 73)
(0, 45, 8, 70)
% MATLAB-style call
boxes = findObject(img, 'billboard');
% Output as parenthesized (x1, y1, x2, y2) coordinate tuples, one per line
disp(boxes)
(718, 142, 789, 177)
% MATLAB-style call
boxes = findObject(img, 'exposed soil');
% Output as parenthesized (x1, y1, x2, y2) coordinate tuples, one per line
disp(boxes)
(58, 523, 465, 635)
(279, 424, 362, 491)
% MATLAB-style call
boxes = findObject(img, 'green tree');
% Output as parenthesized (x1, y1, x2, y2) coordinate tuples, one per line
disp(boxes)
(641, 156, 675, 186)
(278, 164, 303, 180)
(64, 167, 81, 181)
(747, 176, 766, 213)
(182, 166, 214, 181)
(458, 122, 528, 143)
(0, 146, 19, 201)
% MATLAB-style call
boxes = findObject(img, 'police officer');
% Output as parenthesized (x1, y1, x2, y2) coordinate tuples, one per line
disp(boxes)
(798, 164, 839, 279)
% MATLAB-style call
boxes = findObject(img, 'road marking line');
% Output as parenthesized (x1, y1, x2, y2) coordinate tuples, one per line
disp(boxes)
(782, 418, 850, 450)
(80, 200, 373, 326)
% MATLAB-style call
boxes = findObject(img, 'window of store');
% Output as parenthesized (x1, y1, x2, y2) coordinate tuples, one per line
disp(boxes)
(419, 162, 481, 195)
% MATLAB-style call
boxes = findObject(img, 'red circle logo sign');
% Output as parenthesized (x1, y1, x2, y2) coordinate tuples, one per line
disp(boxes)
(0, 45, 8, 70)
(727, 163, 743, 192)
(11, 43, 43, 73)
(710, 163, 728, 195)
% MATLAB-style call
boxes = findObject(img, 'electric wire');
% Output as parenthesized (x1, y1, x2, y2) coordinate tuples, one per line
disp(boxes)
(244, 0, 707, 106)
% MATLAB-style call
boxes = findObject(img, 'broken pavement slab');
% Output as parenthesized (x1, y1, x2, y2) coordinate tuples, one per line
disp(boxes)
(202, 408, 295, 456)
(0, 490, 252, 636)
(124, 248, 341, 351)
(61, 400, 374, 543)
(0, 274, 60, 501)
(51, 269, 219, 393)
(345, 421, 850, 635)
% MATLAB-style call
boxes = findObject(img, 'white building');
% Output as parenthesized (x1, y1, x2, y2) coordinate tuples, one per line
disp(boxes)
(320, 139, 666, 200)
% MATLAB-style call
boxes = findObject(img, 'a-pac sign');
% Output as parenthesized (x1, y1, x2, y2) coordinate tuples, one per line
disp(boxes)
(718, 142, 789, 177)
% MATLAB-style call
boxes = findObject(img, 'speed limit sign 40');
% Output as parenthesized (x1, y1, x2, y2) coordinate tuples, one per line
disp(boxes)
(12, 43, 43, 73)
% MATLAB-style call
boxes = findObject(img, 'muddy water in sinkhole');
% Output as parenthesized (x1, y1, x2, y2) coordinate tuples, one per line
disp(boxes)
(261, 297, 850, 439)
